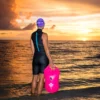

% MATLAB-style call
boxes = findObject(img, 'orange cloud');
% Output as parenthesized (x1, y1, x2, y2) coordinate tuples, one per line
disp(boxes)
(15, 0, 100, 17)
(57, 0, 100, 7)
(50, 25, 56, 30)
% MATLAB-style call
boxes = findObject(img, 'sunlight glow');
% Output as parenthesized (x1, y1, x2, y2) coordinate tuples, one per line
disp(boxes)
(16, 19, 22, 24)
(82, 38, 88, 41)
(79, 29, 92, 34)
(76, 37, 88, 41)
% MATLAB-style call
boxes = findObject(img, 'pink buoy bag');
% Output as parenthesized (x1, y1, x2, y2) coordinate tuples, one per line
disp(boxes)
(44, 65, 60, 93)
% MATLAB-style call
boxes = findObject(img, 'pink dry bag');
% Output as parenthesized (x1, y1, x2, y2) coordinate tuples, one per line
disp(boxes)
(44, 65, 60, 93)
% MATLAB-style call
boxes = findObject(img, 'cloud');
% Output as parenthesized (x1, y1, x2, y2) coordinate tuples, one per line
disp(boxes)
(58, 0, 100, 7)
(22, 23, 36, 30)
(0, 0, 17, 29)
(0, 33, 7, 35)
(50, 25, 56, 30)
(15, 0, 100, 17)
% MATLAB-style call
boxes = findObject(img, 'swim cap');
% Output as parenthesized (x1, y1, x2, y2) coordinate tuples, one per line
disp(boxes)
(36, 18, 45, 27)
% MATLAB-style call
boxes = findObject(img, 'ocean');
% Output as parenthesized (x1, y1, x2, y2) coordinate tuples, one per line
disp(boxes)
(0, 40, 100, 100)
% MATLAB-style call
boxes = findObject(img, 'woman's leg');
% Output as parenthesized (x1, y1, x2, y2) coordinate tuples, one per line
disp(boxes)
(37, 73, 44, 95)
(31, 75, 38, 94)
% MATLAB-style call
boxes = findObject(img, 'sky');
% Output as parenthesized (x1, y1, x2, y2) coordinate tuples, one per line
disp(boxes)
(0, 0, 100, 40)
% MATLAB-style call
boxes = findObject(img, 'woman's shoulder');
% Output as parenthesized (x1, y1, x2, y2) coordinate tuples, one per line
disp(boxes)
(42, 32, 48, 41)
(42, 32, 48, 38)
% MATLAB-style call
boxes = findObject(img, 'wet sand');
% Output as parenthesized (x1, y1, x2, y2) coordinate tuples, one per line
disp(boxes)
(1, 86, 100, 100)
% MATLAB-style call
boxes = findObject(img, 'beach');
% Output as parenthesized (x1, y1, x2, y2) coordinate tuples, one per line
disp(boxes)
(1, 85, 100, 100)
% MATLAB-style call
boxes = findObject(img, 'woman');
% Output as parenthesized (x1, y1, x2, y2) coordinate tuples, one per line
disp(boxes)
(30, 18, 54, 96)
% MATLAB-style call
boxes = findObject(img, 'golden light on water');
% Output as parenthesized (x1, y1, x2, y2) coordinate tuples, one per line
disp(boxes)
(77, 37, 88, 41)
(82, 38, 88, 41)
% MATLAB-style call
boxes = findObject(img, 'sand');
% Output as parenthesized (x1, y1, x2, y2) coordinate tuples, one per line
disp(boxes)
(1, 86, 100, 100)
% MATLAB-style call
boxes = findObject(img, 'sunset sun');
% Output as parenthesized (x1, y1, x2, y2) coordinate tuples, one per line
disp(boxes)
(82, 38, 88, 41)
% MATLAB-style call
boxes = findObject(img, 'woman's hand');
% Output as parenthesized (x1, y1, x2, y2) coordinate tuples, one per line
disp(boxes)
(49, 62, 55, 70)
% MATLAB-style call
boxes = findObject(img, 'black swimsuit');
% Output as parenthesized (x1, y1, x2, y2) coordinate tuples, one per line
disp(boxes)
(31, 29, 49, 75)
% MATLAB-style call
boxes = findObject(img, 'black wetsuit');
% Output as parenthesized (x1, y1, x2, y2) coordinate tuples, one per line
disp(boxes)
(31, 29, 49, 75)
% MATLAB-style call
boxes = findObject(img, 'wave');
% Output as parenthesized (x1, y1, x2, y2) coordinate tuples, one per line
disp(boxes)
(60, 78, 100, 88)
(86, 54, 100, 59)
(0, 83, 31, 89)
(71, 64, 100, 69)
(50, 49, 79, 54)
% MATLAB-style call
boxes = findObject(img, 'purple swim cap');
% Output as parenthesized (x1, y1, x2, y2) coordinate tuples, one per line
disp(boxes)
(36, 18, 45, 27)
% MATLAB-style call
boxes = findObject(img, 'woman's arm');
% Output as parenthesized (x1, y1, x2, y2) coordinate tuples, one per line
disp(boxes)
(42, 33, 54, 68)
(30, 38, 35, 55)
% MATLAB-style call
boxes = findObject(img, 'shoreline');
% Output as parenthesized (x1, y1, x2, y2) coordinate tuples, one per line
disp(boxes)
(1, 86, 100, 100)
